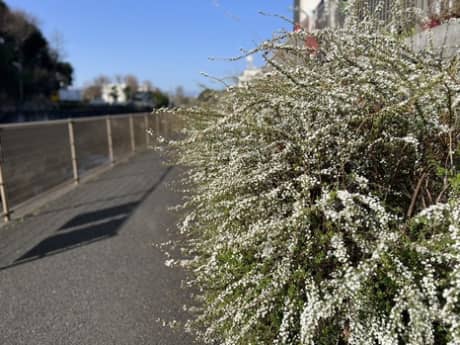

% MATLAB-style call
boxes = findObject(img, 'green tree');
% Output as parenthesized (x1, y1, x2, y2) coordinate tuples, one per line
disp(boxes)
(0, 2, 73, 104)
(150, 89, 169, 108)
(109, 85, 118, 103)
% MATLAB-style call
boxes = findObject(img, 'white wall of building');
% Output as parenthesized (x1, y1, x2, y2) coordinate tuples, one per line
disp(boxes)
(294, 0, 319, 30)
(101, 83, 128, 104)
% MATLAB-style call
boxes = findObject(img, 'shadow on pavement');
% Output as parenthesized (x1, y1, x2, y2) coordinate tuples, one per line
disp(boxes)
(17, 217, 128, 262)
(0, 166, 174, 271)
(58, 202, 138, 231)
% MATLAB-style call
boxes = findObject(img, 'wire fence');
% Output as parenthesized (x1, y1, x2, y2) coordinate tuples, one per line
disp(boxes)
(0, 112, 182, 222)
(356, 0, 460, 22)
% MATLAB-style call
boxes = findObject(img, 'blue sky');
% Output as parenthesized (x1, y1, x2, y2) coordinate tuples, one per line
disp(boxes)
(4, 0, 310, 95)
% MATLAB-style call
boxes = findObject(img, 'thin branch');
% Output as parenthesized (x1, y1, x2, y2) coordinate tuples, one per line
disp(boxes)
(436, 175, 450, 203)
(407, 172, 427, 218)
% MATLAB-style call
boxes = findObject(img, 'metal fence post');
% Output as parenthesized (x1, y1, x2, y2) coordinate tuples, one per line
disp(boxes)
(155, 114, 160, 141)
(106, 116, 114, 165)
(0, 130, 10, 222)
(144, 114, 150, 147)
(165, 115, 170, 140)
(68, 120, 79, 184)
(129, 114, 135, 152)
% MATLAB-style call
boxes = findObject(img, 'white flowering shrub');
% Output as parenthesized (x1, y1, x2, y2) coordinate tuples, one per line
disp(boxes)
(170, 3, 460, 345)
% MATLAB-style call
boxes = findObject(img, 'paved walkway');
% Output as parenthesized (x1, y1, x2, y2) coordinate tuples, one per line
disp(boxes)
(0, 151, 197, 345)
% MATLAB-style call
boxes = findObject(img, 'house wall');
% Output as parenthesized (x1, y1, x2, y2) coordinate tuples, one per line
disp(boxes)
(294, 0, 314, 30)
(101, 84, 128, 104)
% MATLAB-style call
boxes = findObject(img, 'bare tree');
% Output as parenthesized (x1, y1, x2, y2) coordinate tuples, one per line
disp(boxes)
(83, 84, 101, 101)
(173, 85, 190, 106)
(114, 74, 123, 84)
(83, 74, 111, 101)
(119, 75, 138, 101)
(141, 80, 154, 92)
(94, 75, 111, 86)
(124, 75, 139, 92)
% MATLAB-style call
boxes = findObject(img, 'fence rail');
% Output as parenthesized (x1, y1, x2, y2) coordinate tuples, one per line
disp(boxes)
(345, 0, 460, 28)
(0, 112, 181, 222)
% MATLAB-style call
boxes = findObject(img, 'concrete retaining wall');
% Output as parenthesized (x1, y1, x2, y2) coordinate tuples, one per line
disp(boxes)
(406, 19, 460, 58)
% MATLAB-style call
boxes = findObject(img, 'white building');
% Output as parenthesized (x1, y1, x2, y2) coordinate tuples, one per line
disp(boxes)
(101, 83, 128, 104)
(238, 56, 262, 87)
(294, 0, 316, 31)
(294, 0, 344, 31)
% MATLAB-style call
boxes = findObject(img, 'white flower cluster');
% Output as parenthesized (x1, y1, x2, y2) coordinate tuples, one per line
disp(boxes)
(169, 2, 460, 344)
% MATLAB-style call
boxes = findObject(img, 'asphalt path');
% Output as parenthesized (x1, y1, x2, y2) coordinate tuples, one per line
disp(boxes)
(0, 151, 197, 345)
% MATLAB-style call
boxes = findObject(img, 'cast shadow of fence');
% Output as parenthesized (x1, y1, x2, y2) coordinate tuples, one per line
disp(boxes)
(16, 202, 137, 262)
(0, 166, 173, 271)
